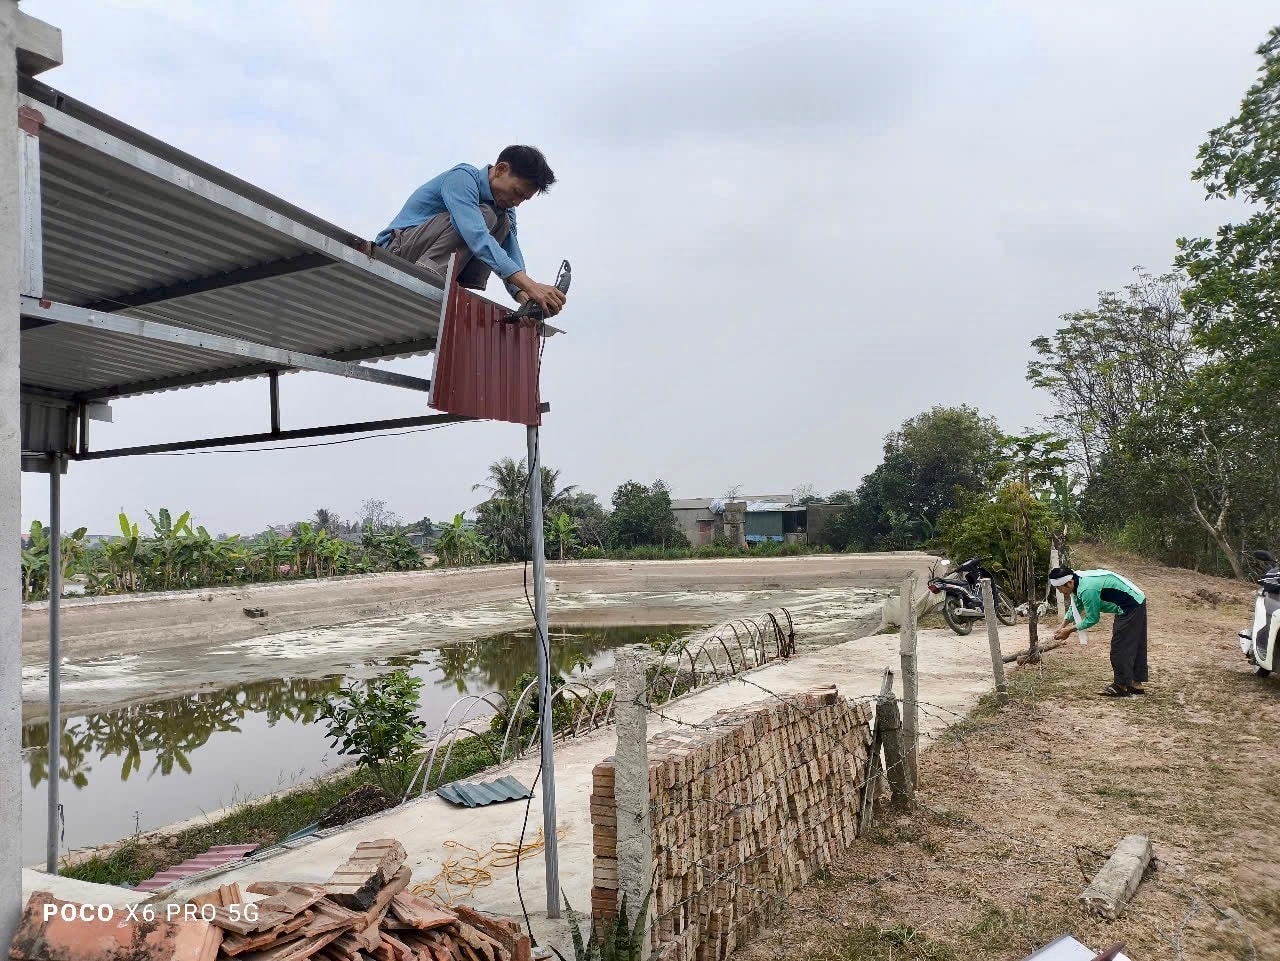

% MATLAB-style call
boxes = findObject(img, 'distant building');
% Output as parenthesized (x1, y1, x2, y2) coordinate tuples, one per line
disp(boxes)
(670, 494, 808, 546)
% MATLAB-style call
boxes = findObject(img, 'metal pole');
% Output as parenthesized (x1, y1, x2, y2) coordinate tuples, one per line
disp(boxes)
(46, 454, 62, 873)
(527, 425, 560, 918)
(1, 0, 27, 942)
(269, 371, 281, 434)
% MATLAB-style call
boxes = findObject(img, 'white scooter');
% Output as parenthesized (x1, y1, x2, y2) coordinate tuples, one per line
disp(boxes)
(1239, 549, 1280, 678)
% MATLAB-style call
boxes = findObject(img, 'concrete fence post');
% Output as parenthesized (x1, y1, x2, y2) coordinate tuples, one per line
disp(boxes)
(981, 578, 1009, 706)
(613, 645, 654, 956)
(898, 574, 919, 790)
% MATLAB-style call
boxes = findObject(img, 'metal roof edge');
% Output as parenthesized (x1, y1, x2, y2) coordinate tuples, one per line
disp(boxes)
(18, 76, 443, 291)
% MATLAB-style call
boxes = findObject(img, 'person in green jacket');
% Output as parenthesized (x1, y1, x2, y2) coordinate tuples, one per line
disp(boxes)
(1049, 566, 1149, 697)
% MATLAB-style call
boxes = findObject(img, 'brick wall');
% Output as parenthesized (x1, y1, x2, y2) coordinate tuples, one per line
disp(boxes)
(590, 685, 875, 961)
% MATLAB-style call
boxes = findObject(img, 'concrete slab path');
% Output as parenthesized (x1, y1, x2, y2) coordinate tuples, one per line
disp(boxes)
(139, 622, 1027, 948)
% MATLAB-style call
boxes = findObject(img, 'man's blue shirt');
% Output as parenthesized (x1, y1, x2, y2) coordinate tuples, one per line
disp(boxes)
(375, 163, 525, 293)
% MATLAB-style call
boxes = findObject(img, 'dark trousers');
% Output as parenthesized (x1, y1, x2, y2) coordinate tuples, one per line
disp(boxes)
(385, 204, 510, 290)
(1110, 601, 1149, 686)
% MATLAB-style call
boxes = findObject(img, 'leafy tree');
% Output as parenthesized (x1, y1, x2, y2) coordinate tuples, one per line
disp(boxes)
(1028, 266, 1275, 577)
(1176, 26, 1280, 411)
(558, 491, 609, 550)
(1027, 269, 1199, 480)
(358, 498, 400, 533)
(607, 480, 687, 549)
(1000, 432, 1070, 653)
(846, 406, 1004, 550)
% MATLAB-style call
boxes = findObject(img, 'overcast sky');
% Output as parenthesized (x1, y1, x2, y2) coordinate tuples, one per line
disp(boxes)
(18, 0, 1278, 535)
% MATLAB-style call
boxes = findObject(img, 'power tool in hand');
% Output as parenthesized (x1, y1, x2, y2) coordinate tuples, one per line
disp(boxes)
(507, 260, 571, 323)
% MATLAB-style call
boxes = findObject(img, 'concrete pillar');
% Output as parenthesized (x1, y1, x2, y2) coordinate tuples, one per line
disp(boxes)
(613, 645, 653, 956)
(1, 0, 24, 944)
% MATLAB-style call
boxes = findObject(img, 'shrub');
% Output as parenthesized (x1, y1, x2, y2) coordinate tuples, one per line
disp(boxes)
(314, 670, 425, 797)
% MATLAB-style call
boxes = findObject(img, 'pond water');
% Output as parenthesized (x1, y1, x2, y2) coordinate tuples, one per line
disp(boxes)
(20, 623, 698, 865)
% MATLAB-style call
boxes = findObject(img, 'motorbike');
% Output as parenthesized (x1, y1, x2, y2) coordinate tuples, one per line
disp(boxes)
(927, 556, 1017, 636)
(1239, 548, 1280, 678)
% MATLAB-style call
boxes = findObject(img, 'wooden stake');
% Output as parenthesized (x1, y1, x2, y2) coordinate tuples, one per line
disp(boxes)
(858, 669, 892, 832)
(980, 578, 1009, 706)
(877, 671, 912, 806)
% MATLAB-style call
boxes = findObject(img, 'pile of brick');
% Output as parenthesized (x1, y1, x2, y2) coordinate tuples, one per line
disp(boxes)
(10, 839, 531, 961)
(591, 685, 874, 961)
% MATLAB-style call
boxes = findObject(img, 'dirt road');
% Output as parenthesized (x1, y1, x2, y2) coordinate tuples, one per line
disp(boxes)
(738, 547, 1280, 961)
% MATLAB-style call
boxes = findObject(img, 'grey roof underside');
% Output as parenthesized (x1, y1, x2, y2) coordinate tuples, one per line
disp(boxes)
(19, 78, 444, 402)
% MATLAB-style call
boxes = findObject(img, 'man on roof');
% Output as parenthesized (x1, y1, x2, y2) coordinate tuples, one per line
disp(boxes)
(1050, 565, 1150, 697)
(374, 145, 566, 318)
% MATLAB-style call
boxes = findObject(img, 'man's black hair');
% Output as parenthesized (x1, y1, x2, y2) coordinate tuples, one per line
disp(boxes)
(1048, 566, 1079, 587)
(497, 145, 556, 193)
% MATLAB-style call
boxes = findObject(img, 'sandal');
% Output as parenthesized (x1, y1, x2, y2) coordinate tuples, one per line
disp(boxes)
(1126, 686, 1146, 695)
(1098, 684, 1131, 697)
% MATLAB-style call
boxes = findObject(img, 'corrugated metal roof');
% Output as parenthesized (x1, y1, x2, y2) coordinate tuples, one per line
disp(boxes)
(436, 775, 533, 808)
(672, 495, 792, 512)
(131, 843, 258, 892)
(18, 78, 445, 404)
(428, 282, 542, 426)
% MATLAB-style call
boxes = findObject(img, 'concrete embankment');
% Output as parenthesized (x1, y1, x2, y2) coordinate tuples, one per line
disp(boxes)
(22, 553, 936, 665)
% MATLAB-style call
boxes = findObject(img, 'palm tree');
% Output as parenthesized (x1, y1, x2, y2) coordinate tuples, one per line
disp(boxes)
(472, 457, 528, 502)
(313, 508, 339, 535)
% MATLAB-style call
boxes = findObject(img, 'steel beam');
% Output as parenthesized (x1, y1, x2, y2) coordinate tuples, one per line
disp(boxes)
(20, 298, 433, 393)
(72, 335, 440, 402)
(81, 252, 332, 313)
(20, 94, 444, 307)
(74, 412, 472, 460)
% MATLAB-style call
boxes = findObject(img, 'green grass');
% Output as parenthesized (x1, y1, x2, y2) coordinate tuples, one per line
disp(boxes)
(61, 732, 503, 887)
(960, 904, 1073, 953)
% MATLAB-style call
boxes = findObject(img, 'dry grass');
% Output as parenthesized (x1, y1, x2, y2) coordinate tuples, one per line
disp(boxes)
(738, 547, 1280, 960)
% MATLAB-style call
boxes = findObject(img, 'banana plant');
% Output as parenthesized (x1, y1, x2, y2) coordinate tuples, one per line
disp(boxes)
(19, 520, 88, 600)
(146, 507, 192, 590)
(20, 521, 50, 601)
(548, 511, 579, 561)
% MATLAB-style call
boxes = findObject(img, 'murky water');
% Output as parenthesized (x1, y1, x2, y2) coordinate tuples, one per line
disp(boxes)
(19, 623, 697, 865)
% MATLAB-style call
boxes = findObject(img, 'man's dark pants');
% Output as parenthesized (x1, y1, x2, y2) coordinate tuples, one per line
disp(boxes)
(385, 204, 510, 290)
(1110, 601, 1149, 687)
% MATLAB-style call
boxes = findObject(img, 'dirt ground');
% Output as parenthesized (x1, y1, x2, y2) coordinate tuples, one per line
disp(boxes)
(738, 547, 1280, 961)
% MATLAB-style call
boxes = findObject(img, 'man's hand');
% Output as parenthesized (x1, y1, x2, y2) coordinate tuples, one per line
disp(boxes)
(524, 280, 566, 317)
(1053, 624, 1076, 642)
(510, 272, 567, 317)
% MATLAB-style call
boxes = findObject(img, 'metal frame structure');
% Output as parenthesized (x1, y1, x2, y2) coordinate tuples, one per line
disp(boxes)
(2, 9, 564, 941)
